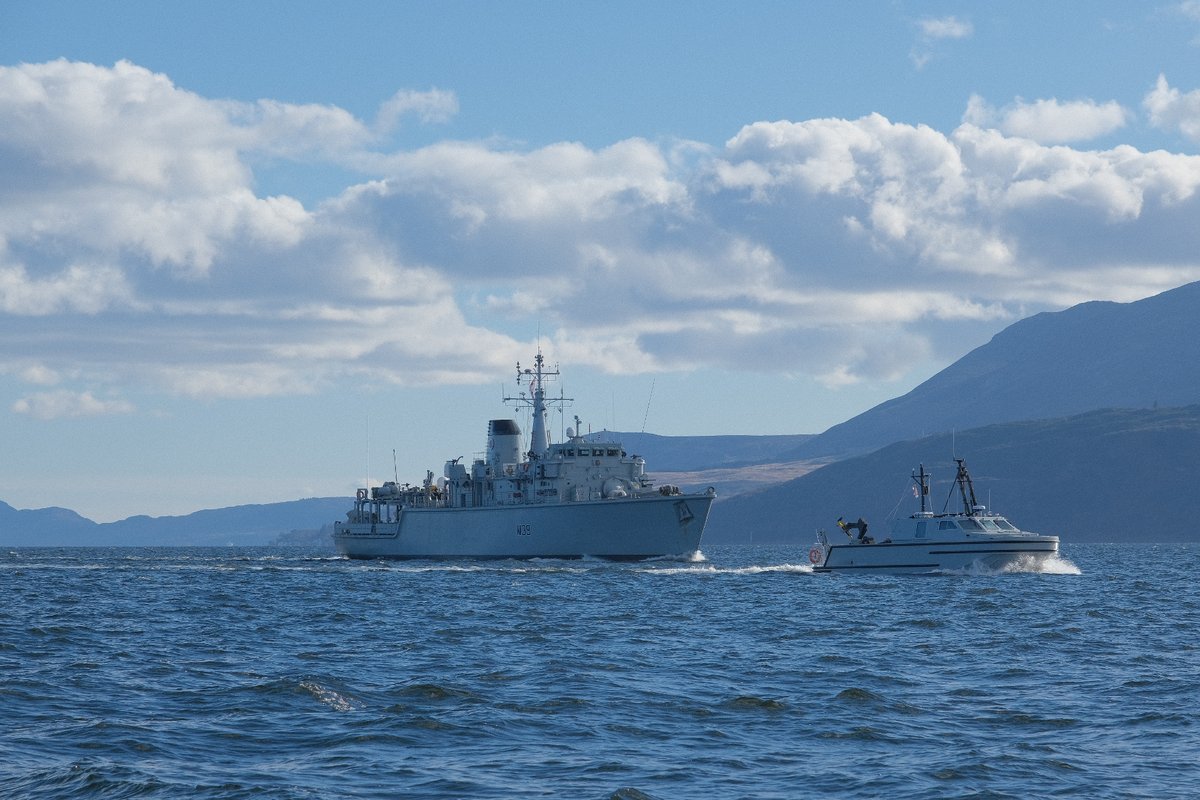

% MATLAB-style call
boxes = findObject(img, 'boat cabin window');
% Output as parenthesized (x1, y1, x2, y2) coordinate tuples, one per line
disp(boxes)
(607, 448, 619, 457)
(980, 519, 1002, 531)
(578, 448, 591, 456)
(995, 519, 1019, 531)
(938, 520, 958, 531)
(959, 519, 985, 531)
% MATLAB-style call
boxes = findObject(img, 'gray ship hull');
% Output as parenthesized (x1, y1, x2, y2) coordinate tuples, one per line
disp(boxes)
(334, 492, 713, 560)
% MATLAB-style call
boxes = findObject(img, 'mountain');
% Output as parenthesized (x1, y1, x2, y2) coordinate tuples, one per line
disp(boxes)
(0, 501, 98, 545)
(781, 280, 1200, 461)
(104, 498, 350, 546)
(705, 404, 1200, 545)
(9, 283, 1200, 548)
(0, 497, 348, 547)
(6, 406, 1199, 547)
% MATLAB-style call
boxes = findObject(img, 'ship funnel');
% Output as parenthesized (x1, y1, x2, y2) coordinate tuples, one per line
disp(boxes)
(487, 419, 522, 467)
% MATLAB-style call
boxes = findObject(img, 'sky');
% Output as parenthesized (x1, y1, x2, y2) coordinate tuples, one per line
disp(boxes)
(4, 1, 1200, 521)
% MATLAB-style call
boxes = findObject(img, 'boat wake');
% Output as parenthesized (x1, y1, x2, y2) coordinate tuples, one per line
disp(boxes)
(942, 554, 1082, 576)
(371, 562, 591, 575)
(641, 562, 814, 576)
(642, 549, 708, 564)
(1023, 553, 1082, 575)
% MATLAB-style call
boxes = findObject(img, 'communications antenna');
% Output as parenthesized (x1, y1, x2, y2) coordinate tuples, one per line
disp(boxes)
(504, 349, 573, 459)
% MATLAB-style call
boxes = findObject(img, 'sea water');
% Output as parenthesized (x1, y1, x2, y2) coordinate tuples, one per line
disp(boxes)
(1, 543, 1196, 799)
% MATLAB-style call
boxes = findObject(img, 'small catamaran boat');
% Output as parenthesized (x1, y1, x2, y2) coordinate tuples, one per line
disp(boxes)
(808, 459, 1059, 574)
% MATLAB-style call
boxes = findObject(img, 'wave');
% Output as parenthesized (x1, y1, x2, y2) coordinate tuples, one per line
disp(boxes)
(937, 553, 1083, 576)
(299, 679, 363, 712)
(1032, 554, 1083, 575)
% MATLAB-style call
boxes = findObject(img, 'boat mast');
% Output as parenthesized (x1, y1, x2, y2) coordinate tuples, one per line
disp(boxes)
(505, 349, 572, 460)
(954, 458, 979, 516)
(912, 463, 930, 514)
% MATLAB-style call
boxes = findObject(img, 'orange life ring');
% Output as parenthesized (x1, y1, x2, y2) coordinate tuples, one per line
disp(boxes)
(809, 546, 823, 565)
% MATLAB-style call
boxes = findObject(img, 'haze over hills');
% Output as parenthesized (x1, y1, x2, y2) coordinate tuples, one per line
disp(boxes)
(586, 431, 814, 471)
(1, 433, 815, 547)
(705, 405, 1200, 545)
(0, 498, 347, 548)
(5, 281, 1200, 547)
(779, 280, 1200, 461)
(8, 405, 1197, 547)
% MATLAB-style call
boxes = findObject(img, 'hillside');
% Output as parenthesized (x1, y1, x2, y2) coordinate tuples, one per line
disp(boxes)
(706, 405, 1200, 545)
(6, 406, 1198, 547)
(781, 280, 1200, 460)
(0, 497, 348, 547)
(10, 273, 1200, 550)
(0, 502, 98, 545)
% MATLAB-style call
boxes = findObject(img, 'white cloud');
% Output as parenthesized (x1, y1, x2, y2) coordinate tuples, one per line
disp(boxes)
(912, 16, 973, 68)
(966, 95, 1129, 144)
(376, 88, 459, 132)
(20, 365, 62, 386)
(231, 98, 372, 160)
(1183, 0, 1200, 18)
(0, 262, 137, 315)
(1144, 74, 1200, 141)
(0, 60, 313, 277)
(365, 136, 688, 225)
(12, 390, 134, 420)
(998, 98, 1128, 143)
(3, 60, 1200, 404)
(919, 16, 974, 40)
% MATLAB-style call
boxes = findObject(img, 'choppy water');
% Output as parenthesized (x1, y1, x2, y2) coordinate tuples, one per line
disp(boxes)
(1, 543, 1197, 799)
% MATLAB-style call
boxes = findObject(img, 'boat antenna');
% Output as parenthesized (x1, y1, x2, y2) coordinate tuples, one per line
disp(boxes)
(954, 458, 979, 516)
(392, 448, 398, 484)
(504, 348, 572, 459)
(641, 378, 655, 433)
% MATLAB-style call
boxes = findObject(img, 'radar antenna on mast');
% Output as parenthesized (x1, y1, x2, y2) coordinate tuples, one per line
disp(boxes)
(503, 349, 573, 460)
(941, 457, 980, 516)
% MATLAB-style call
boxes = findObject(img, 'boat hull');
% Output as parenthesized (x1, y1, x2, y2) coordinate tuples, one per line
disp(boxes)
(333, 493, 713, 560)
(813, 536, 1060, 574)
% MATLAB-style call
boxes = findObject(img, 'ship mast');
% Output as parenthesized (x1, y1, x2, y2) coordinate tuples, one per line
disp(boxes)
(505, 349, 572, 460)
(954, 458, 979, 516)
(912, 464, 930, 514)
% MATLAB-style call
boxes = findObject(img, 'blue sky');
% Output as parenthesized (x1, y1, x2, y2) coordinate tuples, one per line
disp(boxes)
(4, 1, 1200, 521)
